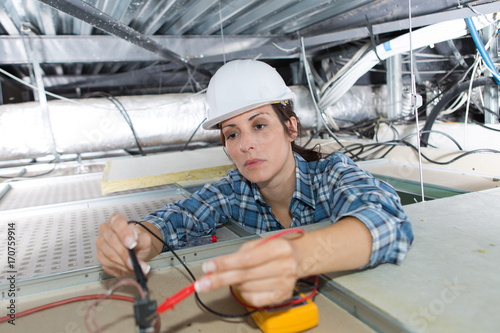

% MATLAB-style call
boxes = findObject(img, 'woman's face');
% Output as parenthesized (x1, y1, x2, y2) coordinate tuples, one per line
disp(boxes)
(220, 105, 297, 187)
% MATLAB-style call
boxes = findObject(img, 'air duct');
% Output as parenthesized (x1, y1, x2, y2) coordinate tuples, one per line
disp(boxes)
(0, 87, 316, 160)
(0, 85, 389, 161)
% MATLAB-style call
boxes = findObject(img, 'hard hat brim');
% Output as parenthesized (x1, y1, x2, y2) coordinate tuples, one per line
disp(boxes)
(202, 92, 296, 130)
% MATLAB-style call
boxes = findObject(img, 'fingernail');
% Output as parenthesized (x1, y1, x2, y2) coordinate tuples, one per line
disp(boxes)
(195, 277, 211, 293)
(110, 214, 118, 225)
(126, 257, 133, 270)
(141, 262, 151, 275)
(124, 236, 137, 249)
(128, 224, 138, 240)
(202, 261, 216, 273)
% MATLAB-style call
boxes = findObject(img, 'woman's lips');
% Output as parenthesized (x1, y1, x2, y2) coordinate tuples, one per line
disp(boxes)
(244, 158, 264, 169)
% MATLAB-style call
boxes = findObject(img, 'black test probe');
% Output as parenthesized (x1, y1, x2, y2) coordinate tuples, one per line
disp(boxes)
(128, 248, 158, 332)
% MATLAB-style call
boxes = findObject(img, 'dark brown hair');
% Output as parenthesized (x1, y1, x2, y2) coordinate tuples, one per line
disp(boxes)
(219, 101, 322, 162)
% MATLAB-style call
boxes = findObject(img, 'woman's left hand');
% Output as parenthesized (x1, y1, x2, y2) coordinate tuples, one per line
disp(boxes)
(196, 237, 299, 307)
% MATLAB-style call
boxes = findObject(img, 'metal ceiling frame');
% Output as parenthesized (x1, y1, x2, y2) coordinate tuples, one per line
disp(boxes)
(1, 2, 497, 67)
(0, 0, 497, 99)
(38, 0, 189, 67)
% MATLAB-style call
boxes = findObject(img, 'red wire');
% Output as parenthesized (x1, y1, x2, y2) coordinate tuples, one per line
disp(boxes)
(0, 294, 135, 323)
(157, 282, 196, 313)
(3, 228, 310, 323)
(256, 228, 305, 246)
(156, 229, 307, 313)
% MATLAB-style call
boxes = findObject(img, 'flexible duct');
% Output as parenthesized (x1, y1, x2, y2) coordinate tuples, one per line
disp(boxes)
(0, 84, 389, 161)
(323, 85, 389, 128)
(0, 87, 317, 160)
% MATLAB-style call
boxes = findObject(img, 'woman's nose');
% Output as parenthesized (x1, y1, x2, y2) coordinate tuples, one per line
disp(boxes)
(239, 133, 255, 152)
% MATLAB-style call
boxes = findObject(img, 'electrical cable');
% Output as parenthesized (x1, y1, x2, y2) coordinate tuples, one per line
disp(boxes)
(465, 16, 500, 85)
(399, 141, 500, 165)
(300, 37, 344, 147)
(0, 294, 134, 324)
(338, 134, 500, 165)
(181, 117, 207, 152)
(85, 92, 146, 156)
(130, 221, 316, 318)
(129, 221, 255, 318)
(84, 278, 155, 333)
(319, 14, 493, 111)
(472, 120, 500, 132)
(421, 77, 497, 146)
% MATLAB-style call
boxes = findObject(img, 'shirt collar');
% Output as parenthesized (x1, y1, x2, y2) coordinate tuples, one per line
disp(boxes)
(251, 152, 316, 209)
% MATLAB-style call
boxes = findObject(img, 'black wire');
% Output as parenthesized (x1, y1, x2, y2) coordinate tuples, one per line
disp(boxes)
(343, 138, 500, 165)
(402, 130, 464, 151)
(86, 92, 146, 156)
(128, 221, 256, 318)
(472, 120, 500, 132)
(421, 77, 497, 146)
(398, 139, 500, 165)
(181, 117, 207, 152)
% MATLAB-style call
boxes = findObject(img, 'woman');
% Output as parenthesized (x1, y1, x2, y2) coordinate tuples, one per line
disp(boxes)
(95, 60, 413, 307)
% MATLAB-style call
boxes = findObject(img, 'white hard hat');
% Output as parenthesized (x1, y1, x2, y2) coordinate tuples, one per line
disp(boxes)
(203, 59, 296, 130)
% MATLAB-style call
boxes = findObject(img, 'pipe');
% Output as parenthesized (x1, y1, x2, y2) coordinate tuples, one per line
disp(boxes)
(0, 85, 388, 161)
(0, 87, 317, 160)
(319, 14, 494, 109)
(465, 16, 500, 86)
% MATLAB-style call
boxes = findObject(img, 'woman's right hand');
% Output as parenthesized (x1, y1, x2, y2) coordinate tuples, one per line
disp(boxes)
(95, 213, 157, 277)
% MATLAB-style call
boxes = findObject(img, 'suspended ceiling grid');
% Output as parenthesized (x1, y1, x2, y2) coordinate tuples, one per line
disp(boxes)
(0, 0, 495, 99)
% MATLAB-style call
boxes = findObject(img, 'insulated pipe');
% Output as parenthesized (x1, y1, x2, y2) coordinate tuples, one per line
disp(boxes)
(0, 87, 318, 160)
(386, 54, 403, 120)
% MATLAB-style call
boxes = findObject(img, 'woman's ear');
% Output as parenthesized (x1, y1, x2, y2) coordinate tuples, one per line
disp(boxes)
(286, 117, 298, 141)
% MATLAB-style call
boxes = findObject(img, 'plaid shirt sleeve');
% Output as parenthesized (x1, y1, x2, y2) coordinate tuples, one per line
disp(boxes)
(320, 153, 414, 267)
(143, 176, 236, 250)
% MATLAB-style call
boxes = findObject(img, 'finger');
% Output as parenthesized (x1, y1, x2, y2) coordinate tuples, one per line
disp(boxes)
(234, 272, 296, 293)
(96, 248, 132, 276)
(95, 233, 132, 273)
(134, 231, 153, 261)
(237, 284, 295, 308)
(203, 238, 294, 274)
(109, 213, 137, 250)
(101, 264, 130, 278)
(212, 256, 297, 289)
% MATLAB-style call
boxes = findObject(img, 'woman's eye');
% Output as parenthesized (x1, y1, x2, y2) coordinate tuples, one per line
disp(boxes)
(255, 123, 266, 130)
(225, 132, 237, 140)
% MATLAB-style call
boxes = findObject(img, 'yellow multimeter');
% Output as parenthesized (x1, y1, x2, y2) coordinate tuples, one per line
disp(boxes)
(233, 287, 319, 333)
(250, 295, 319, 333)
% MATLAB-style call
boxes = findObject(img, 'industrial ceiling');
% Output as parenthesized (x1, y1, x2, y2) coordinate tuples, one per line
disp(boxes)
(0, 0, 497, 103)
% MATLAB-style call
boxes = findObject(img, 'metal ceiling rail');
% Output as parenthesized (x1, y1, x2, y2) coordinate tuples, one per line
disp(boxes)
(0, 35, 272, 64)
(37, 0, 205, 75)
(191, 1, 500, 65)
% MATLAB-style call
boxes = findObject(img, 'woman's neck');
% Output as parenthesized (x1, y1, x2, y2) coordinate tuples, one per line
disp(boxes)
(259, 154, 296, 227)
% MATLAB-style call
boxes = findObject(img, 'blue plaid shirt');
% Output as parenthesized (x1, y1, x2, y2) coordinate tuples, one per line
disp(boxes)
(145, 152, 413, 267)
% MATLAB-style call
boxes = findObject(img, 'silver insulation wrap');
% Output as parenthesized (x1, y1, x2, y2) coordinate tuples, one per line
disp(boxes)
(0, 86, 385, 160)
(323, 85, 388, 128)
